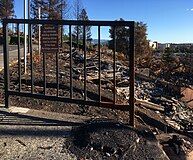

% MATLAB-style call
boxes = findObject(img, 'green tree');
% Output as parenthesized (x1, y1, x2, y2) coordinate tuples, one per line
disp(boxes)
(108, 18, 129, 55)
(135, 22, 151, 59)
(31, 0, 68, 20)
(108, 19, 151, 60)
(0, 0, 14, 20)
(75, 9, 91, 40)
(72, 0, 83, 45)
(45, 0, 64, 19)
(161, 47, 180, 74)
(73, 8, 92, 47)
(31, 0, 68, 43)
(73, 0, 83, 20)
(189, 45, 193, 53)
(162, 47, 175, 62)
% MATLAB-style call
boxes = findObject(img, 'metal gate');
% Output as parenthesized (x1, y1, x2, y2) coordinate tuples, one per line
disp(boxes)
(2, 19, 135, 126)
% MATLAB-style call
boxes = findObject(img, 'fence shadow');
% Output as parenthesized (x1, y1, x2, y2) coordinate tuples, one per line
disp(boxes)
(0, 110, 84, 137)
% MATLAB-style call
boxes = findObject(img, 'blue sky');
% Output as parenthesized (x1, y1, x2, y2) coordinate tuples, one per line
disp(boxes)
(15, 0, 193, 43)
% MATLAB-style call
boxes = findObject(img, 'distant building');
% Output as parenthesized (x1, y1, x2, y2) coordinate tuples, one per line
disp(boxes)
(149, 41, 158, 50)
(170, 43, 192, 48)
(170, 43, 193, 51)
(157, 43, 171, 51)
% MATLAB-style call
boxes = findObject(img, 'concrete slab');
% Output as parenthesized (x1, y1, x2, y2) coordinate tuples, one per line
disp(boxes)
(8, 106, 30, 113)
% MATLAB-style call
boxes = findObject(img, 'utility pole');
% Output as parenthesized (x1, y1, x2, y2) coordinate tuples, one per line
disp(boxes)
(28, 0, 30, 59)
(61, 0, 63, 49)
(24, 0, 27, 74)
(38, 7, 41, 55)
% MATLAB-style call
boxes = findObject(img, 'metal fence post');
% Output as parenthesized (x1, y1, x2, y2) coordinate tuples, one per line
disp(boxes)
(3, 20, 10, 108)
(129, 22, 135, 126)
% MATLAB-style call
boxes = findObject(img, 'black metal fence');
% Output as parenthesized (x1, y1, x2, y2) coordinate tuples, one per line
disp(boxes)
(3, 19, 135, 126)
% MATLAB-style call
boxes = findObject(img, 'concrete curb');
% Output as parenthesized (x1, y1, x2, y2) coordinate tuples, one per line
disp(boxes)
(0, 104, 91, 124)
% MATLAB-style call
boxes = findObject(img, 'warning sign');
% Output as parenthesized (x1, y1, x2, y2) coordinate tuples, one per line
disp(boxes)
(41, 25, 59, 53)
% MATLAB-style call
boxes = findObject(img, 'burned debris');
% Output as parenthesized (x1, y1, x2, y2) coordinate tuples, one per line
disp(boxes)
(65, 120, 169, 160)
(1, 21, 193, 159)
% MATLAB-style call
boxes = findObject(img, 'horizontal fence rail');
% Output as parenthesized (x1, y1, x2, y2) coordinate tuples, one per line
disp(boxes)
(2, 19, 135, 126)
(3, 19, 134, 26)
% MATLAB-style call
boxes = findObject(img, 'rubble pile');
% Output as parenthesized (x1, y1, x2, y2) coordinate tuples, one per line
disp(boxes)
(137, 81, 193, 133)
(157, 133, 193, 160)
(65, 120, 169, 160)
(149, 56, 193, 87)
(1, 48, 193, 132)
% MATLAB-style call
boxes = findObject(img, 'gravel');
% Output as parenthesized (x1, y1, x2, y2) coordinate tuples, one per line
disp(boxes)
(0, 125, 77, 160)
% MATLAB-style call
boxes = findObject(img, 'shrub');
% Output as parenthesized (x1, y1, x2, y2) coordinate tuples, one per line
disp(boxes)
(10, 36, 24, 45)
(0, 36, 11, 45)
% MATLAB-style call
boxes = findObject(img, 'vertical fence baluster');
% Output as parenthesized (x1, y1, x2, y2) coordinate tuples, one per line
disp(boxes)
(3, 21, 9, 108)
(17, 23, 21, 92)
(69, 25, 73, 99)
(98, 26, 101, 102)
(61, 24, 63, 49)
(29, 23, 33, 93)
(56, 44, 59, 97)
(129, 22, 135, 127)
(77, 26, 79, 50)
(83, 25, 87, 101)
(113, 26, 116, 105)
(43, 51, 46, 95)
(56, 24, 59, 97)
